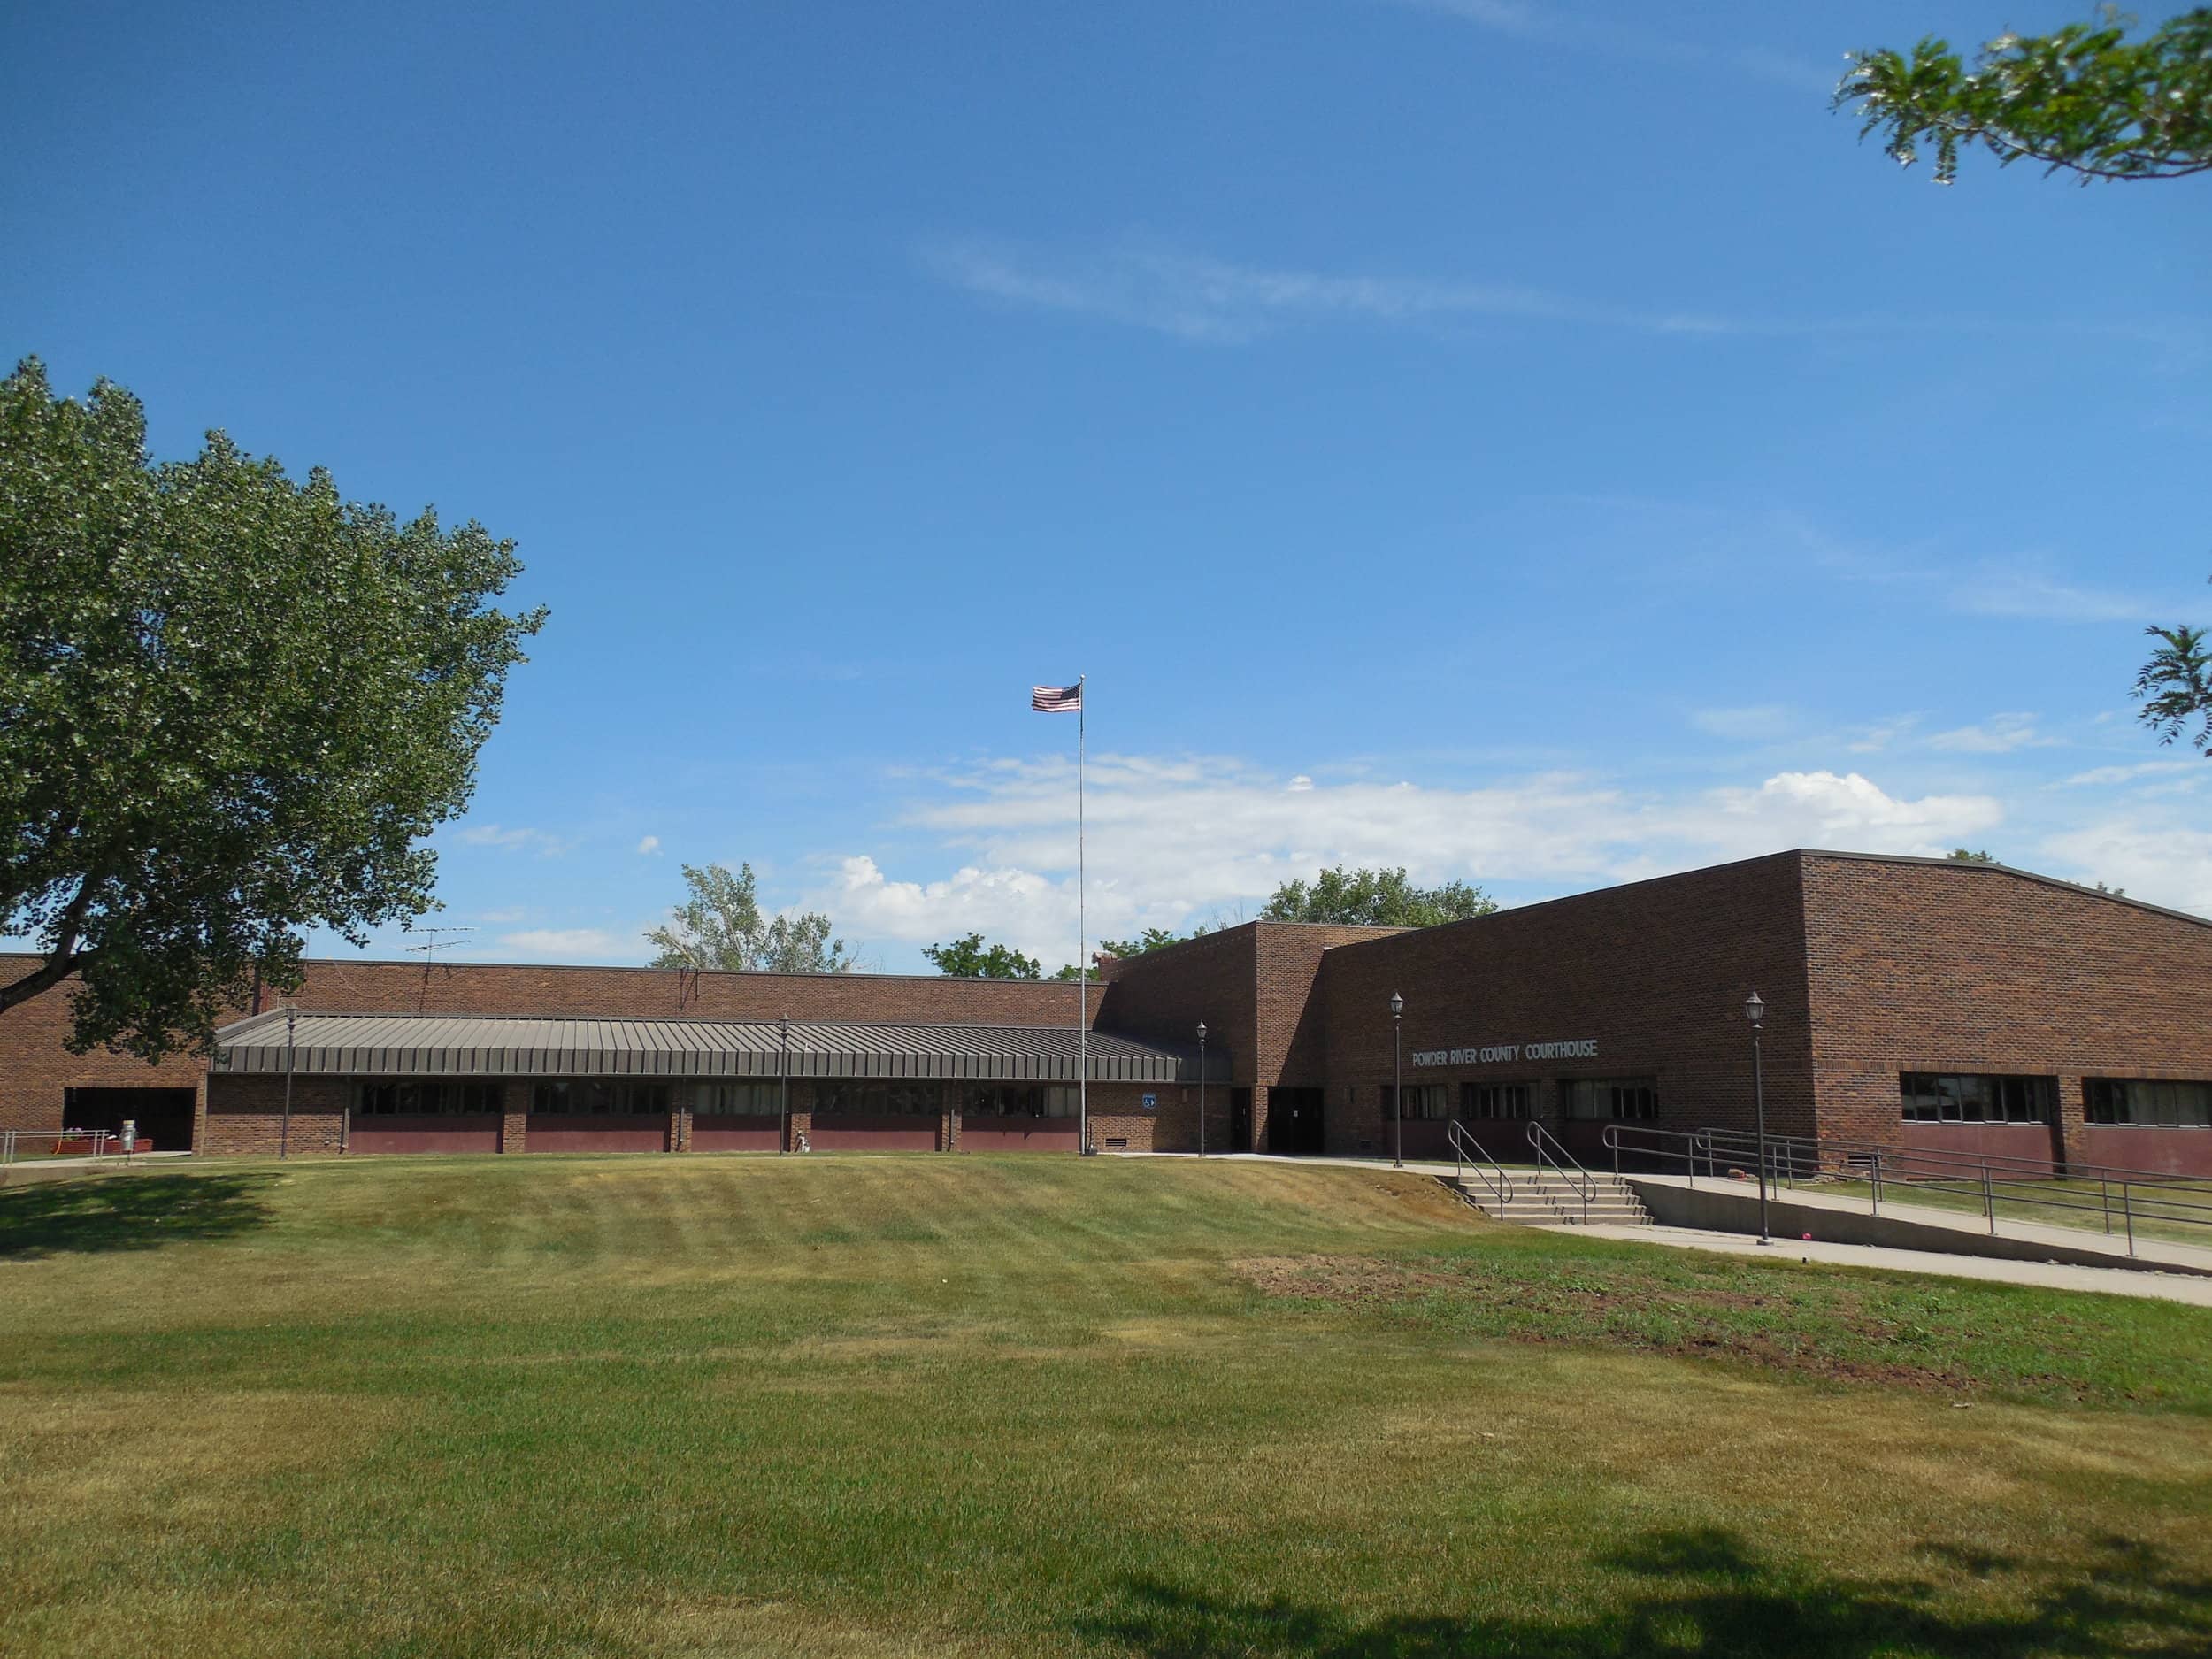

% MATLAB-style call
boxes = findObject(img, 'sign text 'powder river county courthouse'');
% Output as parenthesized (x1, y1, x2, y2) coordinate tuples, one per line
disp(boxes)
(1409, 1040, 1599, 1067)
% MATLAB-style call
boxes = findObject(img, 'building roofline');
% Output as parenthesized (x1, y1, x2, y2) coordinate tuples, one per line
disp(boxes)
(0, 951, 1088, 987)
(1794, 848, 2212, 932)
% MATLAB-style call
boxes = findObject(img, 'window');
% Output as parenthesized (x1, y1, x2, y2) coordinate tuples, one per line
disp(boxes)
(2085, 1078, 2212, 1128)
(958, 1083, 1077, 1118)
(809, 1080, 945, 1116)
(1382, 1084, 1450, 1121)
(1899, 1073, 2054, 1124)
(530, 1079, 673, 1115)
(1463, 1082, 1533, 1120)
(1562, 1078, 1657, 1121)
(693, 1080, 782, 1115)
(357, 1081, 501, 1116)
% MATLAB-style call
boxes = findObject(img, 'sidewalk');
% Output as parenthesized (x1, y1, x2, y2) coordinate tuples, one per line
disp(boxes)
(1624, 1170, 2212, 1279)
(1548, 1221, 2212, 1308)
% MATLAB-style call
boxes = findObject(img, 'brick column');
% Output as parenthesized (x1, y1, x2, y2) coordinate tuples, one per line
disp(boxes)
(2054, 1071, 2088, 1172)
(941, 1104, 958, 1152)
(499, 1079, 527, 1154)
(672, 1106, 691, 1152)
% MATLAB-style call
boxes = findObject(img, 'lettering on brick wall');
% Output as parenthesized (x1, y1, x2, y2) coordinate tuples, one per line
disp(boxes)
(1409, 1039, 1597, 1067)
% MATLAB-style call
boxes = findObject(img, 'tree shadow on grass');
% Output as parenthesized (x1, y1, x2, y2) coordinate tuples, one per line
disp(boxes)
(1079, 1528, 2212, 1657)
(0, 1171, 275, 1258)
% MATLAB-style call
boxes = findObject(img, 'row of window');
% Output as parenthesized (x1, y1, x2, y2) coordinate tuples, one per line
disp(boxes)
(1899, 1073, 2055, 1125)
(1382, 1078, 1660, 1124)
(2085, 1078, 2212, 1129)
(356, 1079, 1085, 1118)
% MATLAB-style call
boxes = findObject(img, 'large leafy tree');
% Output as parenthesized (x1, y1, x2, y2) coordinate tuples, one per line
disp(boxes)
(923, 933, 1041, 979)
(2136, 623, 2212, 752)
(1835, 8, 2212, 184)
(647, 861, 858, 974)
(1, 360, 544, 1057)
(1260, 864, 1497, 929)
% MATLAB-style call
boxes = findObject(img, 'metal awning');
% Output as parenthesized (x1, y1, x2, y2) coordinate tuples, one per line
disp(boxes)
(211, 1010, 1220, 1085)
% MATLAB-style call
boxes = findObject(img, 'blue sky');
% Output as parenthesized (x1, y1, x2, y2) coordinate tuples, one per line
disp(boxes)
(6, 0, 2208, 972)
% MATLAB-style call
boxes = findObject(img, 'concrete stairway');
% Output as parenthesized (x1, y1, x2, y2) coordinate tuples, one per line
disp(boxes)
(1445, 1167, 1654, 1226)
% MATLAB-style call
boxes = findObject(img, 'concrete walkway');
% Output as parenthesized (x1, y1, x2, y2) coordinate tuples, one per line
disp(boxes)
(1624, 1170, 2212, 1279)
(1545, 1221, 2212, 1308)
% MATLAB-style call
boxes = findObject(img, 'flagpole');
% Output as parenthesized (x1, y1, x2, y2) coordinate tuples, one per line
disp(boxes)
(1077, 672, 1088, 1156)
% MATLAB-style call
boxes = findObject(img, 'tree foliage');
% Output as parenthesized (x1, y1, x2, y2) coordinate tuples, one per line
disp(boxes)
(2134, 622, 2212, 753)
(923, 933, 1041, 979)
(646, 861, 857, 974)
(0, 359, 544, 1057)
(1836, 7, 2212, 184)
(1260, 864, 1498, 928)
(1946, 848, 2000, 864)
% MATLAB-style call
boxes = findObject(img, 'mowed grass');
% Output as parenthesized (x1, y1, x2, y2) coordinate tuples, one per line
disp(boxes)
(3, 1156, 2210, 1659)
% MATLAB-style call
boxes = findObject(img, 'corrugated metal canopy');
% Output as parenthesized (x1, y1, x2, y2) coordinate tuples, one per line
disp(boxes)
(211, 1010, 1219, 1085)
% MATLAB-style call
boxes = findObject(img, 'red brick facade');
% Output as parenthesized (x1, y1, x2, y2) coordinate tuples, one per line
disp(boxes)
(10, 852, 2212, 1171)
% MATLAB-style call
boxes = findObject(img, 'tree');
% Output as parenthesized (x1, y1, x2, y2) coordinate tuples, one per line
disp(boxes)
(924, 933, 1041, 979)
(0, 360, 544, 1059)
(1947, 848, 2000, 864)
(647, 861, 857, 974)
(2135, 621, 2212, 753)
(1835, 8, 2212, 184)
(1096, 926, 1198, 960)
(1260, 865, 1499, 929)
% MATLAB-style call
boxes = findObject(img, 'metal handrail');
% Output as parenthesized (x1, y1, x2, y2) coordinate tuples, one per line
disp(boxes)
(1526, 1120, 1597, 1223)
(1600, 1122, 2212, 1258)
(1446, 1120, 1515, 1209)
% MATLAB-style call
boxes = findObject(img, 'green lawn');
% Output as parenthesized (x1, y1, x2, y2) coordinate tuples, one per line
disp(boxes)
(3, 1155, 2209, 1659)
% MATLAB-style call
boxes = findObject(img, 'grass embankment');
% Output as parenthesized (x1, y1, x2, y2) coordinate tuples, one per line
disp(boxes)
(3, 1156, 2208, 1658)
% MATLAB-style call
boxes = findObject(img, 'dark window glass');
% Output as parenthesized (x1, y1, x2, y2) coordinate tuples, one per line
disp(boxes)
(694, 1080, 782, 1115)
(357, 1081, 501, 1116)
(1463, 1082, 1533, 1120)
(1562, 1078, 1656, 1121)
(958, 1084, 1076, 1118)
(2085, 1078, 2212, 1128)
(1899, 1073, 2054, 1124)
(531, 1079, 672, 1115)
(809, 1080, 945, 1116)
(1382, 1084, 1448, 1120)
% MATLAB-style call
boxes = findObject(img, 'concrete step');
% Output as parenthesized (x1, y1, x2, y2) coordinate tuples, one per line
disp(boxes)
(1446, 1172, 1656, 1228)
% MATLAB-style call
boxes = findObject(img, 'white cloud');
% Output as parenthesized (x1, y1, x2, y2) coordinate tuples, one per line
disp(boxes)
(1948, 568, 2149, 624)
(2042, 821, 2212, 917)
(497, 927, 640, 960)
(1287, 774, 1316, 792)
(921, 237, 1737, 343)
(1846, 715, 1920, 754)
(636, 835, 662, 856)
(2059, 759, 2202, 788)
(1692, 704, 1794, 741)
(1928, 713, 2055, 754)
(804, 753, 2004, 963)
(457, 824, 570, 856)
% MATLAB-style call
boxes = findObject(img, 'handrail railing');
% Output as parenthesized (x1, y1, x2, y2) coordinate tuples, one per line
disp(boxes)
(1599, 1122, 2212, 1259)
(1446, 1120, 1515, 1210)
(1526, 1120, 1597, 1223)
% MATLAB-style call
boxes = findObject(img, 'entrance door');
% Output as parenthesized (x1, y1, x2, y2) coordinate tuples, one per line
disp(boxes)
(1266, 1087, 1326, 1156)
(1230, 1088, 1253, 1152)
(63, 1087, 197, 1153)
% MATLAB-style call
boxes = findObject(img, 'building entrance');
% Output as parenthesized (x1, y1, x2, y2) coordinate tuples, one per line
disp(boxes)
(1266, 1087, 1326, 1156)
(63, 1087, 196, 1152)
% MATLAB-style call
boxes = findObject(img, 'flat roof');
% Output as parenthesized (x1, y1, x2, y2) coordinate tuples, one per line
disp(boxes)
(211, 1010, 1220, 1085)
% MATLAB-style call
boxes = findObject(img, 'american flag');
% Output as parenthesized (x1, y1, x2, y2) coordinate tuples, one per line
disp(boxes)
(1031, 682, 1083, 713)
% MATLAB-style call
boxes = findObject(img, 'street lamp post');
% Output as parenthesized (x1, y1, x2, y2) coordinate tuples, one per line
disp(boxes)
(1745, 990, 1770, 1244)
(280, 1004, 297, 1160)
(779, 1014, 790, 1156)
(1390, 991, 1404, 1169)
(1196, 1021, 1208, 1157)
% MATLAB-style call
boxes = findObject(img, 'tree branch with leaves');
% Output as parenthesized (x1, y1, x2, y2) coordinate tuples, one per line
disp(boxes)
(1836, 7, 2212, 184)
(647, 861, 860, 974)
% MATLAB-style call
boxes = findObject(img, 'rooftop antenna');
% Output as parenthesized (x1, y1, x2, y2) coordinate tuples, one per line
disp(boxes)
(403, 925, 474, 1010)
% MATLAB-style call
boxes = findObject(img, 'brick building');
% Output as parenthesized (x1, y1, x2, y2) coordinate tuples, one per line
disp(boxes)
(4, 849, 2210, 1173)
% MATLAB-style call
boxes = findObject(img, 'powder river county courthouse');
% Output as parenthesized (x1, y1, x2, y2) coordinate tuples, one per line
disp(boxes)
(4, 850, 2210, 1176)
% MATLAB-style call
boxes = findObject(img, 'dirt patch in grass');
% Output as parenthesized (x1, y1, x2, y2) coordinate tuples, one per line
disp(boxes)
(1234, 1253, 1983, 1393)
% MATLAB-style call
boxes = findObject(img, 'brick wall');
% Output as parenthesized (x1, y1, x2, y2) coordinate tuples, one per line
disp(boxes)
(1, 953, 1103, 1139)
(1801, 854, 2212, 1170)
(1313, 854, 1816, 1156)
